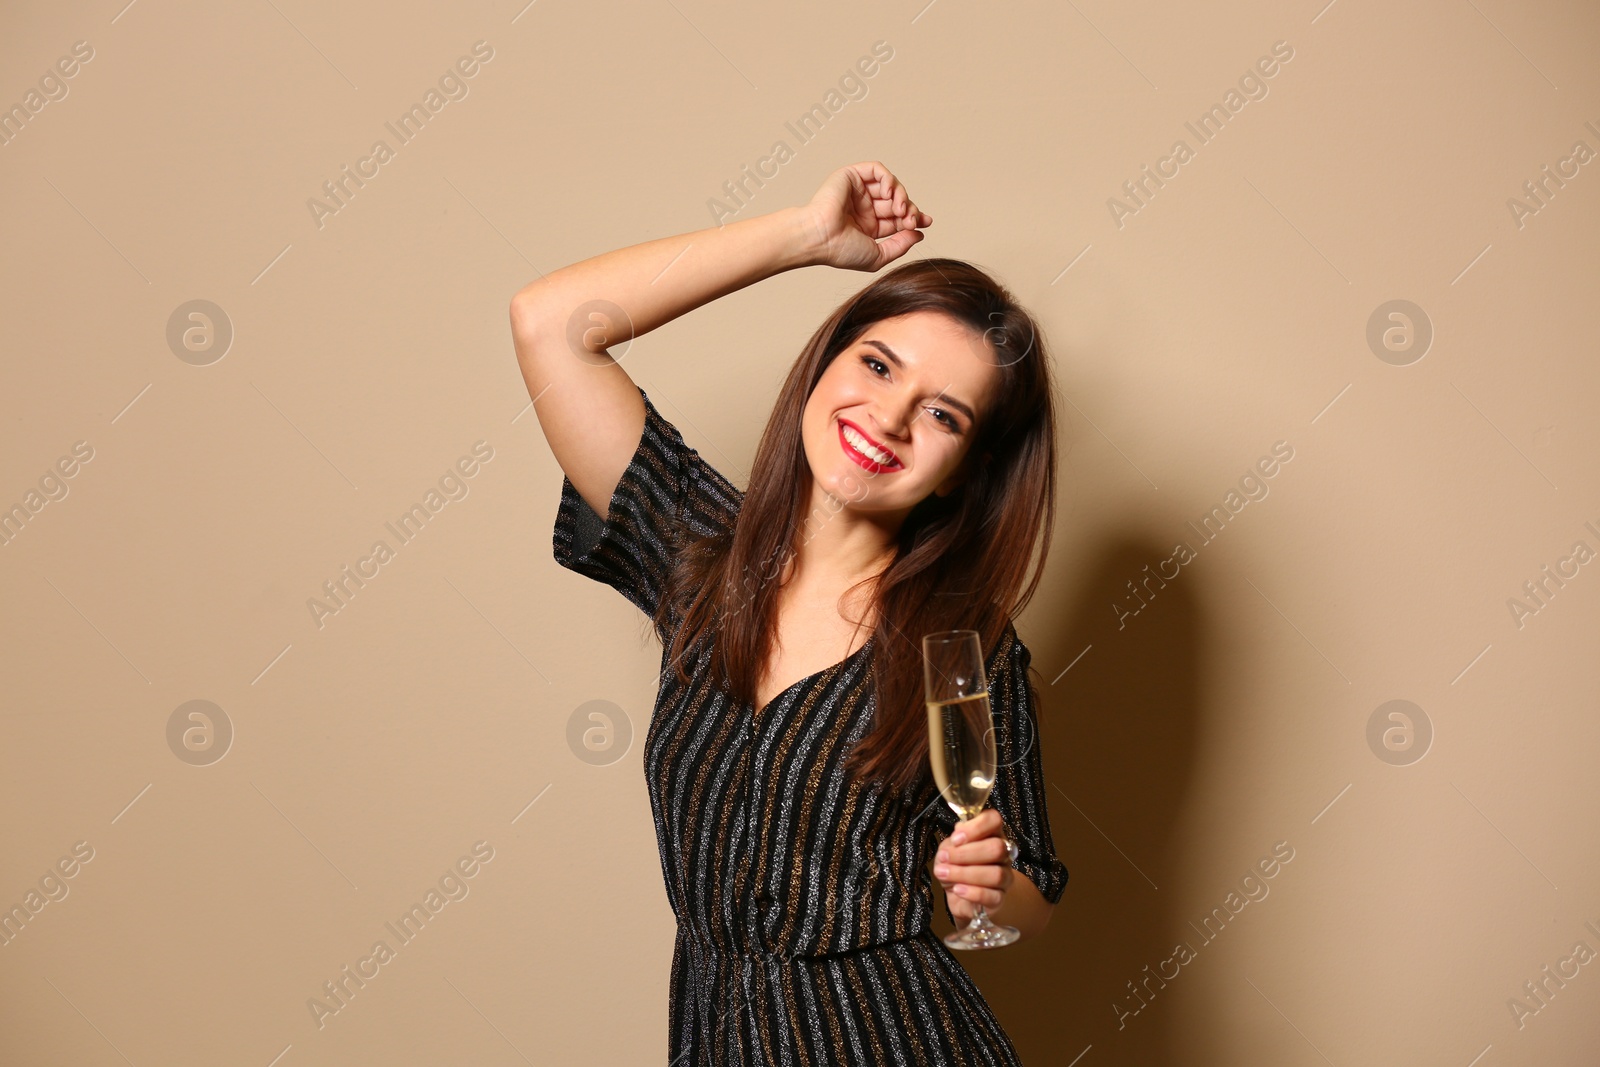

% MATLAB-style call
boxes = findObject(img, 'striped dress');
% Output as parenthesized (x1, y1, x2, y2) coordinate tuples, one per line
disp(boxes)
(553, 385, 1069, 1066)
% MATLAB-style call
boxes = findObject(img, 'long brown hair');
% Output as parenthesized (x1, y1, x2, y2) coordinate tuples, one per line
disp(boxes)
(653, 257, 1059, 799)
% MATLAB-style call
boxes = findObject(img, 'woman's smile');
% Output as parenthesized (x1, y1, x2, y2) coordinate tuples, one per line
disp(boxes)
(838, 418, 904, 472)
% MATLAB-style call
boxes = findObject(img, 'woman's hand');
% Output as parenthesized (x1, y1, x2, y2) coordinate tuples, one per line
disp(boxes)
(933, 808, 1014, 925)
(798, 161, 933, 272)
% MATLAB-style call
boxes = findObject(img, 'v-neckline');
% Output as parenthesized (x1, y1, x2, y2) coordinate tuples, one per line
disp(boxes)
(754, 633, 875, 718)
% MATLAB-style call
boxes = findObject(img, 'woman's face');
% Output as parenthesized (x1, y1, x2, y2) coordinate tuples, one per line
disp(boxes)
(801, 310, 1001, 515)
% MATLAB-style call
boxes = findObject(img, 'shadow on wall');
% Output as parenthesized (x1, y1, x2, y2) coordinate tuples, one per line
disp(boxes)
(930, 536, 1208, 1067)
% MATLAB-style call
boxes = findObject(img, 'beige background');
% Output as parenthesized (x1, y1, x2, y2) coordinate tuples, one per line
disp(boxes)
(2, 0, 1597, 1063)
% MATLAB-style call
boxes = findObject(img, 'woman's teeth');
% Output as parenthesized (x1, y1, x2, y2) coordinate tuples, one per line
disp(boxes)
(843, 424, 897, 466)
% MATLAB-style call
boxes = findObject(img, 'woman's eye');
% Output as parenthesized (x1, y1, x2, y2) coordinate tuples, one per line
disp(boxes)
(860, 354, 959, 430)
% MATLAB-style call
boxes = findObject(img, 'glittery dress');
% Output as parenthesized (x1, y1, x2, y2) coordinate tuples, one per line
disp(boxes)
(552, 386, 1069, 1066)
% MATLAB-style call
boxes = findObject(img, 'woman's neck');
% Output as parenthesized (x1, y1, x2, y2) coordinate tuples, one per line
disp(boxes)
(791, 489, 902, 594)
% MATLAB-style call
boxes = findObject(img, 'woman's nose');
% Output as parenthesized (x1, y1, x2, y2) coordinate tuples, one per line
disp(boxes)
(873, 403, 914, 440)
(871, 417, 907, 446)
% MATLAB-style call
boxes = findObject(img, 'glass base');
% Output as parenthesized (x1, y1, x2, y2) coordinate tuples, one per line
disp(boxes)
(944, 918, 1021, 950)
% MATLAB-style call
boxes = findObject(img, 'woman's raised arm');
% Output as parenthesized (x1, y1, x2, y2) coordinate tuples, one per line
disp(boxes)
(509, 207, 815, 519)
(508, 162, 932, 519)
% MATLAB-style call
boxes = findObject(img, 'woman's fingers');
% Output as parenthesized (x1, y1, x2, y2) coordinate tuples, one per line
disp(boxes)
(807, 161, 931, 271)
(859, 160, 899, 204)
(937, 812, 1011, 906)
(850, 161, 927, 226)
(950, 809, 1005, 847)
(942, 861, 1013, 912)
(937, 834, 1008, 870)
(872, 226, 922, 267)
(950, 880, 1007, 910)
(936, 811, 1014, 909)
(938, 860, 1013, 889)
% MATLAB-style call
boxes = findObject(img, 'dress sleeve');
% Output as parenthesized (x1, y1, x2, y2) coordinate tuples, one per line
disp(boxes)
(932, 622, 1070, 913)
(552, 385, 741, 636)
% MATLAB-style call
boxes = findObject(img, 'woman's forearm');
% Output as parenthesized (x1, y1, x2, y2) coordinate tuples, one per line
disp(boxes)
(510, 206, 823, 355)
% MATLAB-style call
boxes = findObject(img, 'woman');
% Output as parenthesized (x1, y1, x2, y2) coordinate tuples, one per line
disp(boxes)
(510, 161, 1069, 1065)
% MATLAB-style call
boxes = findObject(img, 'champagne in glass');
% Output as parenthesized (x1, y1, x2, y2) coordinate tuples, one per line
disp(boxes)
(928, 691, 994, 821)
(923, 630, 1020, 949)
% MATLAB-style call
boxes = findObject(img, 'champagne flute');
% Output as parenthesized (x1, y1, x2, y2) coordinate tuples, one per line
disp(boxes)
(923, 629, 1020, 950)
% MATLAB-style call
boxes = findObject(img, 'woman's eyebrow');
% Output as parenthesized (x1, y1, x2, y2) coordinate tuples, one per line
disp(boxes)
(861, 339, 976, 424)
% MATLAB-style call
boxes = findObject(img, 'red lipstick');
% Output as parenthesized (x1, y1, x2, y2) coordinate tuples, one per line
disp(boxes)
(838, 419, 902, 472)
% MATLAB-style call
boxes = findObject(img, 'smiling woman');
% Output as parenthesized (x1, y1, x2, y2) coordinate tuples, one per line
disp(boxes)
(693, 257, 1055, 804)
(510, 161, 1068, 1066)
(800, 311, 998, 517)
